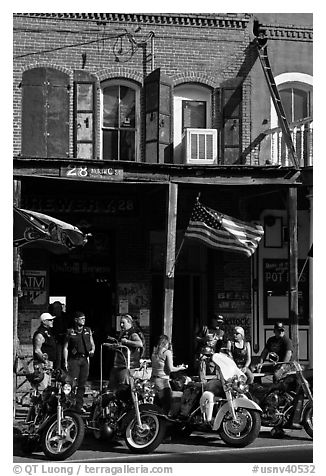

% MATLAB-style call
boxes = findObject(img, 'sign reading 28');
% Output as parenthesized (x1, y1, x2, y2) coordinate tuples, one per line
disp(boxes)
(61, 165, 123, 180)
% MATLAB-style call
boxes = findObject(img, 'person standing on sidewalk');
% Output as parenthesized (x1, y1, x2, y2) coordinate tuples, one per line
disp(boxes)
(50, 301, 70, 370)
(63, 311, 95, 412)
(33, 312, 57, 368)
(32, 312, 58, 389)
(151, 334, 187, 414)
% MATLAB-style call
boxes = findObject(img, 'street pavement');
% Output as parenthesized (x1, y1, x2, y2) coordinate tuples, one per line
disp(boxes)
(13, 427, 313, 464)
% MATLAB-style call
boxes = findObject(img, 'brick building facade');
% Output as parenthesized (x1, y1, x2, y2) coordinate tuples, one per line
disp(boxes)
(13, 13, 313, 374)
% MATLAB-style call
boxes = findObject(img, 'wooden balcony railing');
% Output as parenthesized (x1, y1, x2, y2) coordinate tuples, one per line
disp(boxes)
(268, 117, 313, 167)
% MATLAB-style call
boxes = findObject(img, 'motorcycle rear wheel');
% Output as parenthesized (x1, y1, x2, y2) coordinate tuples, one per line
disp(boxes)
(40, 410, 85, 460)
(302, 403, 313, 438)
(124, 404, 166, 454)
(219, 408, 261, 448)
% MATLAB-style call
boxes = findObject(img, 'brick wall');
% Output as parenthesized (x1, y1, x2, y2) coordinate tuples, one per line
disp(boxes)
(13, 13, 252, 160)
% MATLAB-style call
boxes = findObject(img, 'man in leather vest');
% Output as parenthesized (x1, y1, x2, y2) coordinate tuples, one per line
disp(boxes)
(63, 311, 95, 412)
(33, 312, 57, 368)
(195, 314, 226, 379)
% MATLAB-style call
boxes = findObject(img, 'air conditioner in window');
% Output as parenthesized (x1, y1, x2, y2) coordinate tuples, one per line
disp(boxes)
(182, 128, 218, 165)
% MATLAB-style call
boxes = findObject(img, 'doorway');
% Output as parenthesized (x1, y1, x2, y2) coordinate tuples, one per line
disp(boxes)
(49, 230, 115, 378)
(172, 274, 203, 371)
(151, 273, 205, 372)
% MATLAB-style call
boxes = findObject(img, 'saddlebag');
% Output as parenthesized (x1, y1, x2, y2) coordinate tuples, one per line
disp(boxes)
(180, 383, 202, 416)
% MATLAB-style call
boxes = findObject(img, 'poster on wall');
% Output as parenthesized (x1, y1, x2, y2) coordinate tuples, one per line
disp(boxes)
(263, 259, 309, 325)
(21, 270, 47, 306)
(117, 282, 150, 319)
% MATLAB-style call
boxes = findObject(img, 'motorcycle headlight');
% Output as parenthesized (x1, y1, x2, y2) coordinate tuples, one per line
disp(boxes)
(231, 375, 248, 393)
(63, 383, 72, 395)
(237, 375, 248, 393)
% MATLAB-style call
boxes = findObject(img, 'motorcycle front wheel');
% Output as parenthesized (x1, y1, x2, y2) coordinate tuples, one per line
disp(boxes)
(302, 403, 313, 438)
(40, 410, 85, 460)
(124, 404, 166, 454)
(219, 408, 261, 448)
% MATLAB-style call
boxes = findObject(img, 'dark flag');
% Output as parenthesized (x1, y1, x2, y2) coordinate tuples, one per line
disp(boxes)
(13, 207, 88, 254)
(185, 201, 264, 257)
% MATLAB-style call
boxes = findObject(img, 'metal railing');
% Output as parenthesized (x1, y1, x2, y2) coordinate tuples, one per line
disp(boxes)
(269, 117, 313, 167)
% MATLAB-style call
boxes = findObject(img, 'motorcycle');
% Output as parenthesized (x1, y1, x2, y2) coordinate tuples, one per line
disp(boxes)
(85, 339, 166, 453)
(250, 353, 313, 438)
(168, 351, 262, 447)
(18, 364, 85, 460)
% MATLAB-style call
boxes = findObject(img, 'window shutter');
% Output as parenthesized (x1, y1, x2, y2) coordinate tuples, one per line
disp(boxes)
(220, 78, 243, 165)
(73, 71, 97, 160)
(144, 68, 173, 164)
(47, 69, 70, 158)
(22, 69, 46, 157)
(21, 68, 69, 158)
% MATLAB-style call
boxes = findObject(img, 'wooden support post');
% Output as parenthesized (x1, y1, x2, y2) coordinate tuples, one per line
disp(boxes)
(288, 187, 299, 360)
(163, 183, 178, 339)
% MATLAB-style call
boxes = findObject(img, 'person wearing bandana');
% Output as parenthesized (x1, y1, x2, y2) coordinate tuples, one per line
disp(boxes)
(63, 311, 95, 412)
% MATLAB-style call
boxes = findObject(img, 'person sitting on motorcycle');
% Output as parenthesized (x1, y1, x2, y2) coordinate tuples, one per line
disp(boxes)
(256, 322, 293, 374)
(150, 334, 187, 414)
(226, 326, 254, 384)
(195, 314, 226, 380)
(109, 314, 144, 390)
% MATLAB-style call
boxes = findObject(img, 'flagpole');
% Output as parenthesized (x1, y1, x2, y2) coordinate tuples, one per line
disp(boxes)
(298, 256, 309, 282)
(167, 193, 202, 278)
(167, 236, 185, 278)
(298, 245, 312, 282)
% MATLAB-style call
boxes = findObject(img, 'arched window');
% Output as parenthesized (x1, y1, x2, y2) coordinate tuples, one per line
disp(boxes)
(270, 73, 313, 165)
(173, 84, 212, 163)
(271, 73, 313, 127)
(101, 80, 140, 161)
(279, 84, 312, 123)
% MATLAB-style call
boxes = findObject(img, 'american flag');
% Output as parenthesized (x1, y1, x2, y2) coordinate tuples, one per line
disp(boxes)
(185, 201, 264, 257)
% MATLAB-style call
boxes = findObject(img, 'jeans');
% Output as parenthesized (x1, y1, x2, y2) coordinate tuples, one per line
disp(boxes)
(68, 356, 89, 408)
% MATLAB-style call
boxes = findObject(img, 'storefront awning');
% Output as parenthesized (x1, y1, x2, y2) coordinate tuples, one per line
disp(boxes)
(13, 207, 88, 254)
